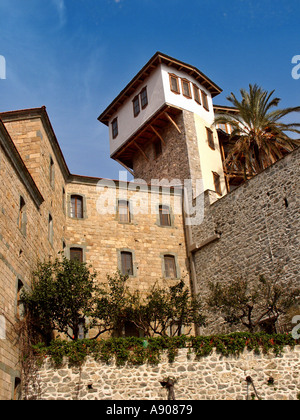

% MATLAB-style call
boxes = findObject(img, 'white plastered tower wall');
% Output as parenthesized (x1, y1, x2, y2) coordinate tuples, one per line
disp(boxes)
(101, 52, 227, 199)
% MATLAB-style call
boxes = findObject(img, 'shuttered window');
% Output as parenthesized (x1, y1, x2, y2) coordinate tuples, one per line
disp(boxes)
(169, 73, 180, 93)
(201, 90, 209, 111)
(133, 95, 140, 117)
(159, 205, 171, 227)
(164, 255, 177, 278)
(121, 251, 133, 276)
(118, 200, 131, 223)
(70, 195, 83, 219)
(206, 128, 215, 150)
(70, 248, 83, 263)
(213, 172, 222, 196)
(140, 87, 148, 109)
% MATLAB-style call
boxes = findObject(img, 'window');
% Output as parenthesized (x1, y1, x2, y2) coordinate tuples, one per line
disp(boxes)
(48, 214, 53, 245)
(121, 251, 133, 276)
(181, 79, 192, 98)
(133, 95, 140, 117)
(159, 205, 171, 227)
(14, 378, 21, 400)
(118, 200, 131, 223)
(70, 247, 83, 263)
(201, 90, 209, 111)
(193, 84, 201, 104)
(206, 128, 215, 150)
(169, 73, 180, 94)
(70, 195, 83, 219)
(154, 139, 162, 158)
(213, 172, 222, 196)
(164, 255, 177, 278)
(124, 321, 142, 338)
(18, 196, 26, 235)
(140, 87, 148, 109)
(217, 123, 227, 133)
(112, 118, 118, 139)
(62, 187, 66, 213)
(16, 280, 24, 320)
(50, 156, 55, 188)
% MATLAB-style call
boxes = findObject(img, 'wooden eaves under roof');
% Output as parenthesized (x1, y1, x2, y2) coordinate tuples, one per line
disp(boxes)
(112, 103, 182, 170)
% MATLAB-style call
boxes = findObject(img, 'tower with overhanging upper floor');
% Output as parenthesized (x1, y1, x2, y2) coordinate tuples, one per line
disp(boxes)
(98, 52, 227, 198)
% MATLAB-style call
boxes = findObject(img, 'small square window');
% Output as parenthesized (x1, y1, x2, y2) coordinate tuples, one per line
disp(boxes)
(133, 96, 140, 117)
(112, 118, 118, 139)
(70, 248, 83, 263)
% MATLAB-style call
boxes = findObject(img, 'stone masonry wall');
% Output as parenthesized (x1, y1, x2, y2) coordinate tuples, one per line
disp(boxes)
(191, 147, 300, 333)
(0, 116, 67, 399)
(65, 179, 189, 300)
(132, 111, 202, 191)
(30, 346, 300, 400)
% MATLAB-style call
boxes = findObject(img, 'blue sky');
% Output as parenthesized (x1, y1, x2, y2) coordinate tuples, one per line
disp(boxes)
(0, 0, 299, 179)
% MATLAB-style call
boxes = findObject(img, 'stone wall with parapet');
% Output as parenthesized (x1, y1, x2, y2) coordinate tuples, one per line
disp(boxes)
(29, 346, 300, 400)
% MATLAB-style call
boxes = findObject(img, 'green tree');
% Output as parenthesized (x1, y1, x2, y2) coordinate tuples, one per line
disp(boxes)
(207, 275, 300, 333)
(129, 280, 205, 337)
(22, 256, 99, 341)
(215, 84, 300, 177)
(93, 271, 131, 338)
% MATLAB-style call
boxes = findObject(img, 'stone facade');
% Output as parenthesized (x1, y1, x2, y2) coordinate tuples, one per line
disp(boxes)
(0, 110, 67, 399)
(132, 112, 198, 187)
(0, 109, 190, 399)
(65, 178, 188, 298)
(28, 346, 300, 400)
(0, 55, 299, 400)
(190, 147, 300, 333)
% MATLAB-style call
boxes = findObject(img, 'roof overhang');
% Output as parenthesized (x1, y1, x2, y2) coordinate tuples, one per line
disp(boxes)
(98, 51, 223, 126)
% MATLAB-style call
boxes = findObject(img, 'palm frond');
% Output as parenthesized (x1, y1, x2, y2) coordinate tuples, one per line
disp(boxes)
(216, 84, 300, 178)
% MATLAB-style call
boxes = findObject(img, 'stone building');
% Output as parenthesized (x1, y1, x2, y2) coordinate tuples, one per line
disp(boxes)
(0, 52, 299, 399)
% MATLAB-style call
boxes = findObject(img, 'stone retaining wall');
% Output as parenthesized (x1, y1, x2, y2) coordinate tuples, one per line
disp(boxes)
(30, 345, 300, 400)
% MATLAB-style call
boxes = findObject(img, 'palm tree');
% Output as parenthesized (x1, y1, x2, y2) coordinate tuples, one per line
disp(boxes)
(214, 84, 300, 179)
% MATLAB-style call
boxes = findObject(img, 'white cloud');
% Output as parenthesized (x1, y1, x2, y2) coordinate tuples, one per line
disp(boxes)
(51, 0, 66, 27)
